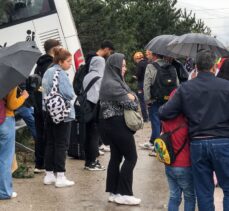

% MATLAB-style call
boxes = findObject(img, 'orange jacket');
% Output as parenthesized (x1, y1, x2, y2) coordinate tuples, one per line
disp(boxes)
(6, 87, 26, 117)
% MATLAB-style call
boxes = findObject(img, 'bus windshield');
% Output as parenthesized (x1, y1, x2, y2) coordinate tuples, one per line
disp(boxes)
(0, 0, 56, 27)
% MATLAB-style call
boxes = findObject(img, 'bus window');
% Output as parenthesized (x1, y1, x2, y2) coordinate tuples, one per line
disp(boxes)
(0, 0, 56, 27)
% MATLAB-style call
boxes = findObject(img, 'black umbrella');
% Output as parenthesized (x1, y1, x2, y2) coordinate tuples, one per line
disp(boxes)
(145, 35, 178, 57)
(167, 33, 229, 59)
(0, 41, 41, 99)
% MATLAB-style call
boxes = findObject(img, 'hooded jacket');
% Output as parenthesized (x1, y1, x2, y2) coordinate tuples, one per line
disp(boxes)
(33, 54, 53, 111)
(83, 56, 105, 104)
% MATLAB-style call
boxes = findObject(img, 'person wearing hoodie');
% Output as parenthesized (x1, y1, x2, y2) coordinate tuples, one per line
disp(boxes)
(33, 39, 60, 173)
(82, 56, 106, 171)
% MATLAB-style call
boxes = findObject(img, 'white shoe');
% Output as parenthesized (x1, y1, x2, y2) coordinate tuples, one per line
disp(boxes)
(11, 192, 17, 198)
(108, 193, 120, 202)
(55, 176, 75, 188)
(99, 144, 110, 152)
(99, 150, 105, 156)
(114, 195, 141, 205)
(139, 142, 154, 150)
(34, 168, 45, 173)
(43, 174, 56, 185)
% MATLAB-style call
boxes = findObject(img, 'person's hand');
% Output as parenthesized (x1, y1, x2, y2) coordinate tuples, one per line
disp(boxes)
(127, 93, 135, 101)
(21, 90, 29, 99)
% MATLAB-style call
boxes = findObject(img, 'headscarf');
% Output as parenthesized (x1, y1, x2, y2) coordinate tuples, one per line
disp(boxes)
(100, 53, 131, 102)
(83, 56, 105, 104)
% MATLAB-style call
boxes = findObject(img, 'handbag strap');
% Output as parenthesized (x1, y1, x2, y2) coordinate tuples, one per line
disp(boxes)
(83, 76, 101, 94)
(174, 138, 188, 158)
(50, 69, 61, 94)
(167, 123, 188, 158)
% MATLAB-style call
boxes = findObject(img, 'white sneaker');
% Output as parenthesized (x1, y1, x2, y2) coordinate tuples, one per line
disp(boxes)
(55, 176, 75, 188)
(11, 192, 17, 198)
(99, 150, 105, 156)
(139, 142, 154, 150)
(99, 144, 110, 152)
(43, 174, 56, 185)
(114, 195, 141, 205)
(34, 168, 45, 173)
(108, 193, 120, 202)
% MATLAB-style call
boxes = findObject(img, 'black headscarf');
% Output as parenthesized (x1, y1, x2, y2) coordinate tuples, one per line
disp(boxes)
(100, 53, 131, 102)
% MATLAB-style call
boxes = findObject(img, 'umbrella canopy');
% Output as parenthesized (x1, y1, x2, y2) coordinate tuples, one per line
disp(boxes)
(0, 41, 41, 99)
(167, 33, 229, 59)
(145, 35, 178, 57)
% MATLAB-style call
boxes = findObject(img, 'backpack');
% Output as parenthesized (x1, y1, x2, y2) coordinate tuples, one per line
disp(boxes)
(150, 62, 177, 104)
(0, 99, 6, 125)
(154, 124, 187, 165)
(75, 76, 100, 123)
(44, 70, 71, 124)
(73, 54, 96, 95)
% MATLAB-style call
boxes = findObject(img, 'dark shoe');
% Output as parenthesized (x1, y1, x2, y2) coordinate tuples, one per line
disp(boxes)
(84, 160, 105, 171)
(149, 150, 157, 157)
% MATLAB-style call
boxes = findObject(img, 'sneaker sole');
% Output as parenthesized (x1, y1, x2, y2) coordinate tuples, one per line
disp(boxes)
(114, 199, 141, 205)
(44, 181, 56, 185)
(55, 183, 75, 188)
(84, 167, 105, 171)
(139, 145, 154, 150)
(34, 170, 45, 174)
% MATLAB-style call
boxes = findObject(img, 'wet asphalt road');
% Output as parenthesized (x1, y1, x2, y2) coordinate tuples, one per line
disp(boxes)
(0, 123, 223, 211)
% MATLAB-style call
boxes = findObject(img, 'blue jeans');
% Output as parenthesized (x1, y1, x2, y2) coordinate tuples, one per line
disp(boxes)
(148, 102, 161, 143)
(191, 138, 229, 211)
(17, 106, 37, 140)
(165, 166, 196, 211)
(0, 117, 15, 199)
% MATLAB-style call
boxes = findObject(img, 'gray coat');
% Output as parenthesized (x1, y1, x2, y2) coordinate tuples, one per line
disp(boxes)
(144, 59, 179, 103)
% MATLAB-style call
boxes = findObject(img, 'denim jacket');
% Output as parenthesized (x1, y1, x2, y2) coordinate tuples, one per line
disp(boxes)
(42, 64, 76, 122)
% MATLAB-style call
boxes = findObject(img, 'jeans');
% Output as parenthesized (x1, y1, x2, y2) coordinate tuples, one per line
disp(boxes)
(148, 102, 161, 144)
(17, 106, 37, 140)
(137, 90, 148, 122)
(190, 138, 229, 211)
(165, 166, 196, 211)
(0, 117, 15, 199)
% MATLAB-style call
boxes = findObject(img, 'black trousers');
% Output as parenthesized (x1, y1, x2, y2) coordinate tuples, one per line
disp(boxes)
(100, 116, 137, 196)
(44, 117, 71, 172)
(84, 120, 99, 166)
(34, 109, 46, 169)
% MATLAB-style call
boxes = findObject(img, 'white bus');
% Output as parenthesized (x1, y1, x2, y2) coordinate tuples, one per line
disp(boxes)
(0, 0, 84, 79)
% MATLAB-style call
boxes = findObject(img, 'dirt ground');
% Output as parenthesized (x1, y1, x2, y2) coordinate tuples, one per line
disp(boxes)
(0, 123, 223, 211)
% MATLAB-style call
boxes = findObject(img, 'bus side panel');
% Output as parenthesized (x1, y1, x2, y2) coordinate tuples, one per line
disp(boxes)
(32, 14, 67, 53)
(54, 0, 78, 38)
(0, 22, 35, 47)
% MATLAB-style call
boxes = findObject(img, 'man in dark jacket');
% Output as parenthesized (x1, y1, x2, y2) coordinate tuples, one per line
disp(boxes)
(133, 52, 148, 122)
(33, 39, 60, 173)
(159, 50, 229, 211)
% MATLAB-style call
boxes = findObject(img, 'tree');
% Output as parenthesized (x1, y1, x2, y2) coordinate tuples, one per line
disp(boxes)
(68, 0, 210, 87)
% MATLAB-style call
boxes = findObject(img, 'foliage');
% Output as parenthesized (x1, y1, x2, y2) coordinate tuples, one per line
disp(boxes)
(68, 0, 210, 86)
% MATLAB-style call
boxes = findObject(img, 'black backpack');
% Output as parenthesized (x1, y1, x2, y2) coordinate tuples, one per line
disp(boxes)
(73, 64, 88, 95)
(75, 76, 100, 123)
(73, 54, 96, 95)
(150, 62, 178, 104)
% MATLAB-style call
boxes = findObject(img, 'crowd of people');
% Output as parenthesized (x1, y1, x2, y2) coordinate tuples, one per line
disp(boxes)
(0, 37, 229, 210)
